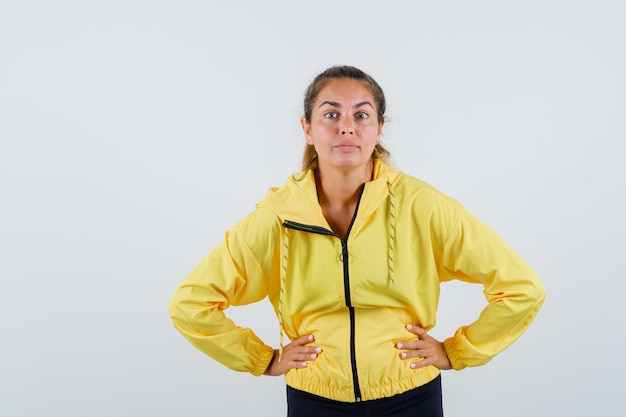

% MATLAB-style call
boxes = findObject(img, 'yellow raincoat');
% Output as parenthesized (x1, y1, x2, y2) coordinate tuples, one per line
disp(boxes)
(168, 159, 545, 402)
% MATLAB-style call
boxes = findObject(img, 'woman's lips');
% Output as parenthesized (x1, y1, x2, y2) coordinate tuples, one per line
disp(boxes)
(335, 142, 358, 151)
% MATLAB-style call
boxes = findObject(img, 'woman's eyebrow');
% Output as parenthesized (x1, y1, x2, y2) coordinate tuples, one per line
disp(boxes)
(354, 101, 374, 109)
(319, 100, 340, 108)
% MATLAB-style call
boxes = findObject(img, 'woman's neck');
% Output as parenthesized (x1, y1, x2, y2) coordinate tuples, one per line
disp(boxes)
(315, 159, 374, 208)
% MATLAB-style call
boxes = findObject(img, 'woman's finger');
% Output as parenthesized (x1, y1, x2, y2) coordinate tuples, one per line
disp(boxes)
(406, 324, 428, 338)
(264, 335, 323, 376)
(395, 325, 452, 370)
(291, 334, 315, 346)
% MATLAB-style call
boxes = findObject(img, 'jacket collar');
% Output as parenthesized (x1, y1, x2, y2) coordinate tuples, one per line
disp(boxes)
(258, 159, 400, 227)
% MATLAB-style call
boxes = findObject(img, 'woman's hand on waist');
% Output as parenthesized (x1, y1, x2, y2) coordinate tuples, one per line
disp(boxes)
(396, 324, 452, 370)
(263, 334, 322, 376)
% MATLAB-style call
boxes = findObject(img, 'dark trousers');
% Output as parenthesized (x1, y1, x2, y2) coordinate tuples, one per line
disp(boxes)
(286, 375, 443, 417)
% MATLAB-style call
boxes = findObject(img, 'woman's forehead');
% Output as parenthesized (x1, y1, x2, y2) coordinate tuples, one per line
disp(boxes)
(315, 79, 374, 104)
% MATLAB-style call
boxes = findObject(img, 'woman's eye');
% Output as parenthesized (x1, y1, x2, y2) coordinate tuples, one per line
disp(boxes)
(355, 112, 369, 120)
(324, 112, 338, 119)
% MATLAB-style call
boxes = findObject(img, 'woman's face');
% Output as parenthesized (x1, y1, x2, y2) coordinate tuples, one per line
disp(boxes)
(302, 78, 383, 174)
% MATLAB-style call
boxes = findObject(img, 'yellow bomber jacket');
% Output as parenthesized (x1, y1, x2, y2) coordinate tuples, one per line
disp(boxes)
(168, 159, 546, 402)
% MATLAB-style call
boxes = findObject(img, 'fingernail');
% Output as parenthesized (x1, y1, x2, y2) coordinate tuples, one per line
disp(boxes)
(315, 347, 322, 353)
(301, 362, 307, 367)
(410, 363, 417, 369)
(310, 354, 317, 359)
(401, 352, 407, 359)
(397, 343, 403, 349)
(406, 324, 413, 330)
(307, 335, 313, 341)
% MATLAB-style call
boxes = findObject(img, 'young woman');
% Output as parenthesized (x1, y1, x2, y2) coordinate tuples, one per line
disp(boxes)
(168, 66, 545, 416)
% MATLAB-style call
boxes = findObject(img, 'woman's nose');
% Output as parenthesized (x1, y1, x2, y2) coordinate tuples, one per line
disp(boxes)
(340, 123, 355, 135)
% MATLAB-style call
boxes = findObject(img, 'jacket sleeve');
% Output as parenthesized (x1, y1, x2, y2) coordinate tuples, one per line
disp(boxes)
(438, 208, 546, 371)
(168, 211, 277, 376)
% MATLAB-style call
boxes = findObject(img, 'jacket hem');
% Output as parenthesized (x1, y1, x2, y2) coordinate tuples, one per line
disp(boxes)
(286, 366, 441, 402)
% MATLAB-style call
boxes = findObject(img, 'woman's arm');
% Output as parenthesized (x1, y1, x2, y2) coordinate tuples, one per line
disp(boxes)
(168, 213, 276, 376)
(438, 209, 546, 370)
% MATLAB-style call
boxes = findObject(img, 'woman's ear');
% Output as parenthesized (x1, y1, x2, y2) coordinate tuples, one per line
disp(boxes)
(301, 117, 313, 144)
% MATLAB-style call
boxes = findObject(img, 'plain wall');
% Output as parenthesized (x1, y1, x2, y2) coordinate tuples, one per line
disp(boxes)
(1, 1, 625, 416)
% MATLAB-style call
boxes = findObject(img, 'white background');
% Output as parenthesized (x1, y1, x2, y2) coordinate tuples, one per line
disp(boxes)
(1, 1, 625, 416)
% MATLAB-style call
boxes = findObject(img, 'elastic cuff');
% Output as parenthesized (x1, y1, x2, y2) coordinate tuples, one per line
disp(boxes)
(250, 345, 276, 376)
(443, 338, 467, 371)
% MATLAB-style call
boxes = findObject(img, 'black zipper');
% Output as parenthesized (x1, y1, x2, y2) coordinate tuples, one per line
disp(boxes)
(282, 185, 365, 402)
(282, 221, 335, 236)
